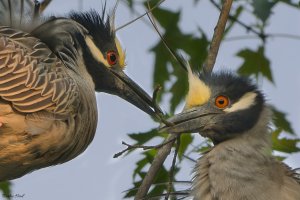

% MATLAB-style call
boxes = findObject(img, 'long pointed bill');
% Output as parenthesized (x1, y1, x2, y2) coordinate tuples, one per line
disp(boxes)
(160, 106, 222, 134)
(107, 68, 162, 118)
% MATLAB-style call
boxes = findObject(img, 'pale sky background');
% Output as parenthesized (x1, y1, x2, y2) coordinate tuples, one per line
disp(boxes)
(9, 0, 300, 200)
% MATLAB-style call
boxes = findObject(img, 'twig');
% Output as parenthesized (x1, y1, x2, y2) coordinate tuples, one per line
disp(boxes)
(135, 0, 233, 199)
(203, 0, 233, 74)
(134, 134, 178, 200)
(123, 180, 192, 194)
(210, 0, 265, 40)
(116, 0, 166, 31)
(146, 10, 188, 72)
(152, 85, 173, 126)
(182, 154, 197, 163)
(165, 136, 181, 200)
(147, 190, 191, 200)
(224, 33, 300, 42)
(113, 137, 177, 158)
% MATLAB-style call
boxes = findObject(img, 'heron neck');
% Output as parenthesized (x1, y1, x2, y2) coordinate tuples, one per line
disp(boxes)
(192, 107, 274, 199)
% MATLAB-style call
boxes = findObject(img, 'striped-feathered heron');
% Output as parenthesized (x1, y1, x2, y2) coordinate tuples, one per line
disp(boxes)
(0, 0, 159, 181)
(162, 67, 300, 200)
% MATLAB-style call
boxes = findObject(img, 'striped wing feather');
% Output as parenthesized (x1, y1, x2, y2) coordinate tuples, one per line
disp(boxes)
(0, 26, 79, 115)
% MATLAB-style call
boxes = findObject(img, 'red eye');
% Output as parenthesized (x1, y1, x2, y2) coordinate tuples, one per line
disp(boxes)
(215, 95, 230, 109)
(106, 51, 117, 66)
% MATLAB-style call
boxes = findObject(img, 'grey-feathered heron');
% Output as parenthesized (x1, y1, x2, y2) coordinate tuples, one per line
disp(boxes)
(162, 67, 300, 199)
(0, 1, 159, 181)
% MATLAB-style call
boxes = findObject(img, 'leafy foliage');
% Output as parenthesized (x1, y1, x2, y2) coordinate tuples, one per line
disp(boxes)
(237, 46, 273, 83)
(251, 0, 275, 23)
(272, 129, 300, 153)
(122, 0, 300, 198)
(272, 107, 295, 135)
(149, 6, 209, 111)
(0, 181, 12, 200)
(2, 0, 299, 199)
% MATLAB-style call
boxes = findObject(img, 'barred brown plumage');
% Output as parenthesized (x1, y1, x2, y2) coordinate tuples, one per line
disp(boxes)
(0, 0, 159, 180)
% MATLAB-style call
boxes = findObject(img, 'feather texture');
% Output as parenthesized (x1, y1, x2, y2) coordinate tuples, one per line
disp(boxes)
(0, 26, 79, 114)
(192, 108, 300, 200)
(0, 25, 97, 180)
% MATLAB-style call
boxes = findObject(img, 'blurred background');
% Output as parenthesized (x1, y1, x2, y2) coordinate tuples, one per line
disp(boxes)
(6, 0, 300, 199)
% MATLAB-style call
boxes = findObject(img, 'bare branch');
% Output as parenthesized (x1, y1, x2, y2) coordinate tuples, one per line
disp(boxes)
(134, 0, 234, 199)
(134, 134, 178, 200)
(113, 137, 177, 158)
(210, 0, 267, 41)
(182, 154, 197, 163)
(165, 136, 181, 200)
(116, 0, 166, 31)
(223, 33, 300, 42)
(152, 85, 174, 126)
(146, 11, 188, 72)
(203, 0, 233, 74)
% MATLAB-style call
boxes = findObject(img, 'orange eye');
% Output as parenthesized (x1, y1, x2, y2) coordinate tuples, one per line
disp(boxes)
(215, 95, 229, 109)
(106, 51, 117, 66)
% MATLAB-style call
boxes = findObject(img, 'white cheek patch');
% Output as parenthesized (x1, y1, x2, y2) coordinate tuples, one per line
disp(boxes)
(85, 36, 109, 67)
(224, 92, 257, 113)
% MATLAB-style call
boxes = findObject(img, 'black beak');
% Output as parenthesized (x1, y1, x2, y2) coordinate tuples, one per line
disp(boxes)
(97, 67, 162, 118)
(160, 105, 222, 134)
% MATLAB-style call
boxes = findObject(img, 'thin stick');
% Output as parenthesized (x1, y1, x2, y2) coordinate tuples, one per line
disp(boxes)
(134, 134, 178, 200)
(113, 137, 177, 158)
(203, 0, 233, 74)
(224, 33, 300, 42)
(152, 85, 173, 126)
(210, 0, 264, 39)
(146, 11, 187, 72)
(135, 0, 234, 199)
(116, 0, 166, 31)
(165, 136, 180, 200)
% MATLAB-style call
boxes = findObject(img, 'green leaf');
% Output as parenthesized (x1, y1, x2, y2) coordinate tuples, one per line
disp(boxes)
(169, 65, 188, 113)
(132, 150, 157, 179)
(167, 34, 208, 112)
(178, 134, 193, 161)
(197, 142, 213, 153)
(251, 0, 276, 23)
(133, 157, 150, 179)
(149, 7, 180, 30)
(0, 181, 12, 200)
(181, 36, 209, 70)
(123, 179, 142, 198)
(275, 155, 286, 161)
(271, 107, 295, 134)
(148, 166, 178, 198)
(237, 46, 273, 83)
(128, 129, 161, 145)
(272, 129, 300, 153)
(224, 5, 243, 37)
(151, 42, 171, 101)
(125, 156, 175, 198)
(124, 0, 134, 9)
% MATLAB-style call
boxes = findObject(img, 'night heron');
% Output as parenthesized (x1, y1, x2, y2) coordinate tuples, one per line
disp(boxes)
(162, 67, 300, 199)
(0, 1, 159, 180)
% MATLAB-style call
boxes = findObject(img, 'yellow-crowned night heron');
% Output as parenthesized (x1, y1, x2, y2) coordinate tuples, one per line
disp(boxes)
(0, 0, 158, 181)
(162, 67, 300, 199)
